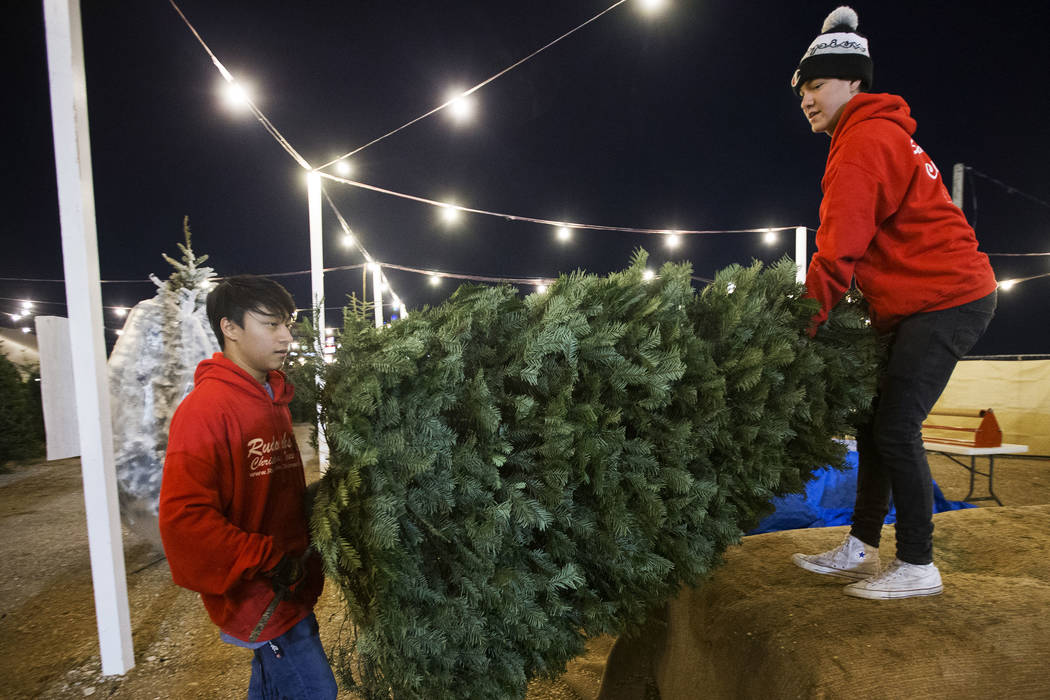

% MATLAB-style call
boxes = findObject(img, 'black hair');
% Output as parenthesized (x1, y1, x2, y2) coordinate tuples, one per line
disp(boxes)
(205, 275, 296, 349)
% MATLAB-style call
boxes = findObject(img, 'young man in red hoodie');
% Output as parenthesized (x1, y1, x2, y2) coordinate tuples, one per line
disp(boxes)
(788, 7, 998, 599)
(159, 275, 337, 697)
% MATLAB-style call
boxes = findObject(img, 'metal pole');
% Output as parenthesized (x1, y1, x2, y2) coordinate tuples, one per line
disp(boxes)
(795, 226, 807, 284)
(43, 0, 134, 675)
(372, 264, 384, 328)
(952, 162, 965, 209)
(306, 171, 328, 473)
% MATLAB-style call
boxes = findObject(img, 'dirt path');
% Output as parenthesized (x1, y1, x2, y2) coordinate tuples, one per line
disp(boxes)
(0, 429, 603, 699)
(1, 433, 1044, 698)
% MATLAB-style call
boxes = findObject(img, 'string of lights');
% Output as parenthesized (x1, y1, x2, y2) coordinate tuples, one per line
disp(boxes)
(316, 0, 635, 170)
(0, 276, 154, 284)
(997, 270, 1050, 291)
(317, 172, 802, 238)
(4, 252, 1045, 337)
(167, 0, 312, 170)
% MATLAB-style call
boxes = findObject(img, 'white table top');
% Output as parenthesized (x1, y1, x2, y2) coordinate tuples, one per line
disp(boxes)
(922, 442, 1029, 456)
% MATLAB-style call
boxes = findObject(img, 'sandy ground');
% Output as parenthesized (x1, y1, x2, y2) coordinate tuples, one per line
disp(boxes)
(0, 429, 1045, 699)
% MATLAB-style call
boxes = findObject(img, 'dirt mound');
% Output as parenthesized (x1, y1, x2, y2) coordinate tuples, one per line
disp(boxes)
(599, 504, 1050, 699)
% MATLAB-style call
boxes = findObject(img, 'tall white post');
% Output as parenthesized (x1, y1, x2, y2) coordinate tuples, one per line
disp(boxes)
(43, 0, 134, 675)
(306, 171, 328, 473)
(951, 162, 965, 209)
(372, 264, 384, 328)
(794, 226, 807, 284)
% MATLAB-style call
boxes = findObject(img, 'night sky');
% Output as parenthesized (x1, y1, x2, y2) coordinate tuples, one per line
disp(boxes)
(6, 0, 1049, 355)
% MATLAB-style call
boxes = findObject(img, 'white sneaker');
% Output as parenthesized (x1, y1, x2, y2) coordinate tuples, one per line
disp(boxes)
(843, 558, 943, 599)
(792, 534, 880, 581)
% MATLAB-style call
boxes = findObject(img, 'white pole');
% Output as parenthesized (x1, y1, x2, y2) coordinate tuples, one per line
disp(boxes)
(372, 264, 384, 328)
(306, 171, 328, 473)
(951, 162, 965, 209)
(794, 226, 807, 284)
(43, 0, 134, 675)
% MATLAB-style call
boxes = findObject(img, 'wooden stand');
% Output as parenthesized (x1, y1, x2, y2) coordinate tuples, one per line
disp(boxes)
(922, 407, 1002, 448)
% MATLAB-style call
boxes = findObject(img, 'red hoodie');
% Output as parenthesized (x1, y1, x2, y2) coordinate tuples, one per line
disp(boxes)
(159, 353, 322, 642)
(805, 93, 997, 332)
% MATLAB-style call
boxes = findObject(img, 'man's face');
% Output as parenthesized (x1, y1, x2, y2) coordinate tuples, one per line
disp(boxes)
(221, 308, 294, 382)
(799, 78, 861, 136)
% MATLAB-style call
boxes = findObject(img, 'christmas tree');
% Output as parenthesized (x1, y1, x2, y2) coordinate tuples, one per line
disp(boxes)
(108, 218, 219, 547)
(0, 345, 44, 467)
(311, 253, 879, 699)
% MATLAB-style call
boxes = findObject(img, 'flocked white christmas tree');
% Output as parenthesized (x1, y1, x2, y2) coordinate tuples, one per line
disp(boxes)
(109, 218, 219, 548)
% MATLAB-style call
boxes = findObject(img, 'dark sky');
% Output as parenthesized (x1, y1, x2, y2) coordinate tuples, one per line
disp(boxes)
(6, 0, 1049, 355)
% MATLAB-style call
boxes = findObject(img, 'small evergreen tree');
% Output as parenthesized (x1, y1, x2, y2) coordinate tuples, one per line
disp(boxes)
(0, 345, 44, 467)
(311, 254, 880, 699)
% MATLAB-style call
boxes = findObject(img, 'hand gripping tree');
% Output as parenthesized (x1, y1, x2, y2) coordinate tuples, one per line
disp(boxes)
(311, 252, 879, 699)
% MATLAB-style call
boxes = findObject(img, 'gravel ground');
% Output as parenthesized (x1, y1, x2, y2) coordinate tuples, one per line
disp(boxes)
(0, 427, 606, 699)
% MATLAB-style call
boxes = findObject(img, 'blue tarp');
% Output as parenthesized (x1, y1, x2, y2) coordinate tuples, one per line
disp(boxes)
(750, 451, 974, 535)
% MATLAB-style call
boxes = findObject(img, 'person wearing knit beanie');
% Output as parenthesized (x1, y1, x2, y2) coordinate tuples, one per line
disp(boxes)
(788, 7, 999, 600)
(791, 6, 872, 96)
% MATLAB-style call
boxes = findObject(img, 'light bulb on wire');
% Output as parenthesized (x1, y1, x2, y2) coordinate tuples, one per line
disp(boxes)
(439, 202, 462, 225)
(428, 274, 442, 287)
(637, 0, 669, 15)
(999, 279, 1017, 291)
(643, 269, 655, 281)
(220, 80, 252, 111)
(556, 226, 572, 242)
(341, 233, 355, 248)
(334, 160, 352, 177)
(763, 229, 779, 245)
(446, 89, 476, 124)
(665, 232, 680, 250)
(536, 284, 548, 294)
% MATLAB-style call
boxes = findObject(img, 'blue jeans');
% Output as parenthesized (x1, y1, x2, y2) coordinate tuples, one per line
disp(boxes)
(850, 292, 996, 565)
(247, 613, 338, 700)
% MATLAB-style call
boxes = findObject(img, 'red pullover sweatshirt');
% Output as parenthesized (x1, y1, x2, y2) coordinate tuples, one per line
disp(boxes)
(805, 93, 997, 332)
(159, 353, 322, 642)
